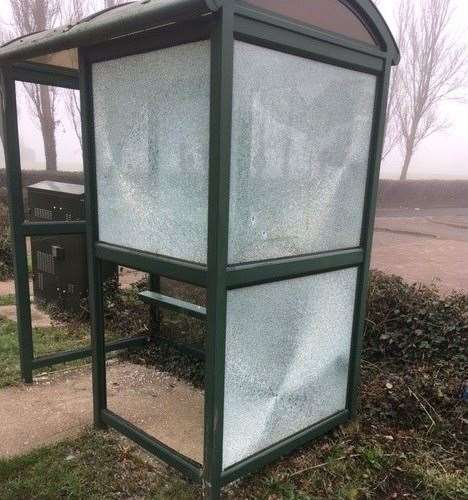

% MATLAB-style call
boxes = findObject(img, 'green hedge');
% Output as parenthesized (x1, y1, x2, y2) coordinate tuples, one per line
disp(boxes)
(365, 270, 467, 367)
(0, 202, 13, 281)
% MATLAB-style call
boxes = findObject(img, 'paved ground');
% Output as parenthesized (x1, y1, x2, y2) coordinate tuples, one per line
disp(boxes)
(375, 215, 468, 242)
(372, 214, 468, 294)
(0, 303, 54, 328)
(0, 280, 19, 296)
(376, 207, 468, 218)
(0, 361, 203, 462)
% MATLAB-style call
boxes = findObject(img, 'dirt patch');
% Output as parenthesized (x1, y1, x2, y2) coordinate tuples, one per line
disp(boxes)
(107, 362, 203, 463)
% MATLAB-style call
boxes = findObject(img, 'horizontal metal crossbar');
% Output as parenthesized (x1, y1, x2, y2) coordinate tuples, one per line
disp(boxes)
(11, 62, 79, 89)
(31, 335, 150, 370)
(139, 290, 207, 319)
(226, 248, 364, 289)
(21, 221, 87, 236)
(95, 242, 207, 287)
(101, 409, 203, 482)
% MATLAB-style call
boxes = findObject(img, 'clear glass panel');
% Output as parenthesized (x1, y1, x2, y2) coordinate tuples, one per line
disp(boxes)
(26, 235, 91, 358)
(93, 41, 211, 264)
(159, 277, 207, 356)
(104, 266, 205, 464)
(374, 181, 468, 295)
(223, 268, 358, 468)
(160, 277, 207, 307)
(243, 0, 376, 46)
(15, 83, 84, 222)
(103, 266, 149, 346)
(229, 42, 376, 264)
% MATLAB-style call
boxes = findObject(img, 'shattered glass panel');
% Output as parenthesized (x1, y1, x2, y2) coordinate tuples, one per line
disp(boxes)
(229, 41, 376, 263)
(93, 41, 210, 263)
(223, 268, 358, 468)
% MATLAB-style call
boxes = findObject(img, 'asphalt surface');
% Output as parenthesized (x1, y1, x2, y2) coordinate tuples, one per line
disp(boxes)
(372, 209, 468, 294)
(376, 207, 468, 218)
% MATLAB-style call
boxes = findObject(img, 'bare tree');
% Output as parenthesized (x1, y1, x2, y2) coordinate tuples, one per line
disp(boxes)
(59, 0, 88, 148)
(379, 0, 411, 161)
(0, 30, 5, 154)
(382, 63, 402, 161)
(102, 0, 127, 7)
(60, 0, 88, 25)
(391, 0, 466, 180)
(63, 90, 82, 148)
(9, 0, 61, 172)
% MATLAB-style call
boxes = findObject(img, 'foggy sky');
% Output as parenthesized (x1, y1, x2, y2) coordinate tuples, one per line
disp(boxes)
(378, 0, 468, 179)
(1, 0, 467, 179)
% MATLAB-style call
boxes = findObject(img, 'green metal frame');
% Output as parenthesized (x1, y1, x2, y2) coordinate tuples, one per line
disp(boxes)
(210, 7, 392, 494)
(1, 1, 396, 499)
(79, 17, 214, 480)
(0, 62, 151, 383)
(78, 8, 393, 500)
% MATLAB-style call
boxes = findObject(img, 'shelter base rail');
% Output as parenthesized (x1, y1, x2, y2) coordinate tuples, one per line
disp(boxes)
(31, 335, 150, 370)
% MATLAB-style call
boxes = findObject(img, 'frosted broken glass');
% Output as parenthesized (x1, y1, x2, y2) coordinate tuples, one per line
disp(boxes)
(223, 268, 358, 468)
(229, 41, 377, 263)
(93, 41, 210, 263)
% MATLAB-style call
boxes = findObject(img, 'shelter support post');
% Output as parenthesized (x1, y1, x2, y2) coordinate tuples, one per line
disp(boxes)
(204, 3, 234, 498)
(346, 57, 393, 418)
(0, 65, 34, 384)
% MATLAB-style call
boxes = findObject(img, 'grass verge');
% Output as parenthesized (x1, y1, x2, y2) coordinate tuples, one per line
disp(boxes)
(0, 431, 196, 500)
(0, 294, 15, 306)
(0, 319, 89, 388)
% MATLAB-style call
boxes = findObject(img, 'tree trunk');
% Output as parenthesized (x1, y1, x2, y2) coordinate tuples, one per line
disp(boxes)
(39, 86, 57, 172)
(400, 128, 417, 181)
(399, 147, 412, 180)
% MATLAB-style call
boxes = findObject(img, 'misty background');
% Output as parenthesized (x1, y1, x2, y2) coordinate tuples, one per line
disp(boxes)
(378, 0, 467, 179)
(0, 0, 467, 179)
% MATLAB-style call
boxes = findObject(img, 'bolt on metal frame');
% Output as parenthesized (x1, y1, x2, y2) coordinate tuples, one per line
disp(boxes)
(0, 1, 399, 498)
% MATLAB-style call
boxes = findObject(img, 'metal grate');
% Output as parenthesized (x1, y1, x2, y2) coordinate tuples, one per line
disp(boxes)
(37, 251, 55, 274)
(33, 207, 53, 220)
(38, 272, 44, 291)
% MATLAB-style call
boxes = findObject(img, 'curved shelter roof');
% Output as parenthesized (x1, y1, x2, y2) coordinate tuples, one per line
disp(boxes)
(0, 0, 399, 67)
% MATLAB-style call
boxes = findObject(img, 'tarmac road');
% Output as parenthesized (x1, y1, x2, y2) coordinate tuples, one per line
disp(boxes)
(376, 207, 468, 218)
(372, 208, 468, 294)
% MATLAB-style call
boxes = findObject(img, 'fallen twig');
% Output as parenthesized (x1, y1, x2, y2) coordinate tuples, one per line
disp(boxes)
(288, 454, 359, 478)
(408, 387, 436, 432)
